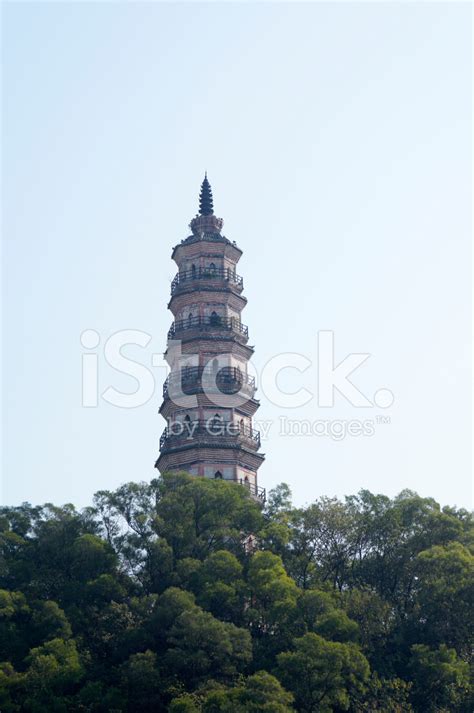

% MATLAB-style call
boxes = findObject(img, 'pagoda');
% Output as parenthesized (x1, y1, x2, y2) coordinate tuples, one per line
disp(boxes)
(155, 175, 265, 501)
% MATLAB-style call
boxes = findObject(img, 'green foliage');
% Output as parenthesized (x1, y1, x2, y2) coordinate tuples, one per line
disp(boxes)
(22, 638, 83, 711)
(203, 671, 295, 712)
(265, 483, 293, 517)
(170, 671, 294, 712)
(350, 673, 413, 712)
(247, 551, 299, 630)
(193, 550, 245, 622)
(277, 633, 369, 712)
(411, 542, 474, 656)
(409, 644, 470, 712)
(120, 650, 162, 712)
(170, 694, 202, 713)
(153, 472, 263, 561)
(0, 479, 472, 712)
(165, 606, 252, 684)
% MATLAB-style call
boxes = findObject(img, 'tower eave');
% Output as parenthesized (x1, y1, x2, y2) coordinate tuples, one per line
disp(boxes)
(167, 288, 247, 314)
(155, 446, 265, 473)
(159, 395, 261, 419)
(172, 238, 243, 265)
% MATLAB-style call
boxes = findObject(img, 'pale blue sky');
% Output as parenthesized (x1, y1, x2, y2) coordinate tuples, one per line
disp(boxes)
(2, 2, 472, 509)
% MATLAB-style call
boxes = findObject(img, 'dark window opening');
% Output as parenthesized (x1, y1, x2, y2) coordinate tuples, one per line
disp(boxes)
(210, 311, 221, 326)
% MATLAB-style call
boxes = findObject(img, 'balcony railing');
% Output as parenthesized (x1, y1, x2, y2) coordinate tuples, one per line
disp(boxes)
(238, 479, 266, 502)
(163, 366, 256, 400)
(168, 316, 248, 340)
(171, 268, 243, 295)
(160, 418, 261, 450)
(215, 477, 266, 502)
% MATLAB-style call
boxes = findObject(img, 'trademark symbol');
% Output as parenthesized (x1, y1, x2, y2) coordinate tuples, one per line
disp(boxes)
(376, 415, 391, 425)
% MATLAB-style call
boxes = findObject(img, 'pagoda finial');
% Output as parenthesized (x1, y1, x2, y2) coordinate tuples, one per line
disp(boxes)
(199, 173, 214, 216)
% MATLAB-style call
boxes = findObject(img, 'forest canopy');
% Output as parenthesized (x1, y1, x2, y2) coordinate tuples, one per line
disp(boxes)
(0, 473, 473, 712)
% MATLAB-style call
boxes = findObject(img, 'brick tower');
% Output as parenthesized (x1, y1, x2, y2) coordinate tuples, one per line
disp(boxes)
(155, 175, 265, 501)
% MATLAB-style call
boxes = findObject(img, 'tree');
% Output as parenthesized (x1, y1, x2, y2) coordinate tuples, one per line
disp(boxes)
(150, 586, 196, 646)
(291, 589, 360, 644)
(120, 650, 162, 712)
(350, 673, 413, 712)
(410, 542, 474, 656)
(199, 671, 295, 712)
(0, 661, 23, 713)
(409, 644, 470, 712)
(169, 694, 201, 713)
(74, 681, 124, 712)
(345, 490, 468, 610)
(265, 484, 293, 517)
(0, 481, 472, 712)
(22, 638, 83, 711)
(342, 589, 395, 675)
(247, 551, 298, 633)
(0, 590, 31, 665)
(30, 600, 72, 645)
(166, 607, 252, 685)
(193, 550, 246, 622)
(284, 498, 355, 590)
(154, 473, 263, 561)
(276, 633, 369, 712)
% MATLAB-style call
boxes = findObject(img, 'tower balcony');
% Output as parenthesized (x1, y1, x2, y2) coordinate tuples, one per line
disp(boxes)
(168, 316, 248, 341)
(159, 419, 261, 451)
(163, 366, 256, 401)
(238, 479, 266, 502)
(171, 267, 243, 296)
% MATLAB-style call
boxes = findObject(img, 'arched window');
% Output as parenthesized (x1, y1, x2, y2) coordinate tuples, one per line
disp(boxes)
(209, 262, 216, 276)
(209, 413, 223, 436)
(210, 310, 221, 326)
(188, 312, 193, 327)
(191, 264, 196, 278)
(214, 470, 223, 479)
(244, 475, 250, 486)
(184, 414, 191, 423)
(240, 418, 245, 433)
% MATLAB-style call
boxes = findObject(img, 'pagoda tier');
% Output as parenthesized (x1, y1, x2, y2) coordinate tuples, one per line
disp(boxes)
(155, 176, 265, 502)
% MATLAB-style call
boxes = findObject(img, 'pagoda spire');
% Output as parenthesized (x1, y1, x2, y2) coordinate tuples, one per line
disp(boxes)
(198, 173, 214, 216)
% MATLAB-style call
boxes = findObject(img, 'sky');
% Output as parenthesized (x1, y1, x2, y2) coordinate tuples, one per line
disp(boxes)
(2, 2, 472, 510)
